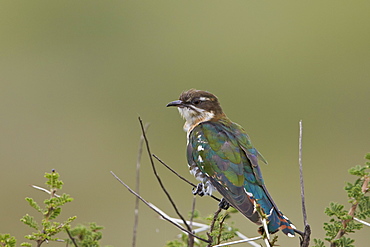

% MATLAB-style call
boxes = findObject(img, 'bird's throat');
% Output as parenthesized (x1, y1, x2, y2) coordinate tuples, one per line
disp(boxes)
(178, 107, 215, 133)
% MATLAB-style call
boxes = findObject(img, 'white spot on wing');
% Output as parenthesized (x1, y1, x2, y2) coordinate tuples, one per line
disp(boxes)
(198, 155, 203, 162)
(244, 188, 254, 197)
(197, 145, 204, 151)
(267, 208, 274, 217)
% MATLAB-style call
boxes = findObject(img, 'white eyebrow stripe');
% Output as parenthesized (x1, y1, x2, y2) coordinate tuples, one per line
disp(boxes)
(199, 97, 210, 101)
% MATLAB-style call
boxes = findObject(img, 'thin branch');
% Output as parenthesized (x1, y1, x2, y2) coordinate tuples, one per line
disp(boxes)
(261, 217, 271, 247)
(30, 185, 60, 198)
(150, 204, 209, 233)
(216, 213, 228, 245)
(110, 171, 210, 244)
(207, 207, 223, 246)
(138, 117, 192, 233)
(132, 123, 149, 247)
(299, 120, 307, 227)
(300, 225, 311, 247)
(298, 120, 311, 247)
(213, 236, 262, 247)
(188, 196, 197, 247)
(354, 217, 370, 227)
(189, 196, 197, 229)
(160, 213, 260, 247)
(152, 153, 221, 202)
(152, 154, 197, 187)
(233, 232, 261, 247)
(65, 228, 79, 247)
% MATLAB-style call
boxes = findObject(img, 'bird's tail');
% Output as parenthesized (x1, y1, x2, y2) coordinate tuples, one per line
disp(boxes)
(266, 209, 296, 237)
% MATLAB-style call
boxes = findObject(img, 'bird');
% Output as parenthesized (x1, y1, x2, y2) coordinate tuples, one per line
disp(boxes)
(166, 89, 296, 237)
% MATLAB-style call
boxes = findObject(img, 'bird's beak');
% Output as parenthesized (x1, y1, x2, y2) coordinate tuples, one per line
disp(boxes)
(166, 100, 183, 107)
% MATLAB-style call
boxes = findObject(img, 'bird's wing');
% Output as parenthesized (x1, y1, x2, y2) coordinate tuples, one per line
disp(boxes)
(188, 121, 262, 223)
(188, 120, 295, 236)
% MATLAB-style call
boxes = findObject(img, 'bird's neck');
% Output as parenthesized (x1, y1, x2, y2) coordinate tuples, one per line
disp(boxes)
(180, 108, 227, 133)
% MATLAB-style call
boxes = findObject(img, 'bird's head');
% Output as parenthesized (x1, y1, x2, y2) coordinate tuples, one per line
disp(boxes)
(167, 89, 224, 132)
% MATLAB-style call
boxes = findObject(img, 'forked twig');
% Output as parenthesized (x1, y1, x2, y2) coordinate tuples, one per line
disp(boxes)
(152, 154, 221, 202)
(110, 171, 210, 244)
(138, 117, 193, 238)
(152, 154, 197, 187)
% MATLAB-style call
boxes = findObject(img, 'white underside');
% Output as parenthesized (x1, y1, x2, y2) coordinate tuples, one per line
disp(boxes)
(178, 106, 216, 196)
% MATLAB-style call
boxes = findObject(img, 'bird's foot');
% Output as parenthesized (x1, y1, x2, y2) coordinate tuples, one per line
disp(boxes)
(192, 183, 205, 197)
(218, 198, 230, 210)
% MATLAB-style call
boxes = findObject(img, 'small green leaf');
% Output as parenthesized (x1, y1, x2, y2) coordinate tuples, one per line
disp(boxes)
(20, 214, 39, 230)
(0, 234, 17, 247)
(20, 242, 32, 247)
(49, 207, 61, 220)
(312, 238, 325, 247)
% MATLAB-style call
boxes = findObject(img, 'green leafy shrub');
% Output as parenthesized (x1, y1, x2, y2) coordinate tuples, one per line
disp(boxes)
(312, 154, 370, 247)
(20, 170, 76, 247)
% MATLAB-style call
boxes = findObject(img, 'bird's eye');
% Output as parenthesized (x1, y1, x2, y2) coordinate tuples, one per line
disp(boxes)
(192, 99, 201, 105)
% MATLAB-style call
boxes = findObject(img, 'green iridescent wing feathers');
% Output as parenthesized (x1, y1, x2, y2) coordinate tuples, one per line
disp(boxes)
(187, 119, 295, 236)
(193, 119, 266, 187)
(187, 119, 266, 221)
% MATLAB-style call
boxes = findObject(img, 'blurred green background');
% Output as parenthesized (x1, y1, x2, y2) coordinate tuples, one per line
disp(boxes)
(1, 1, 369, 246)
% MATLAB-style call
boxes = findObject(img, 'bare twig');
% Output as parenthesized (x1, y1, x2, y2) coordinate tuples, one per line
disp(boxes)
(354, 217, 370, 227)
(132, 123, 149, 247)
(234, 232, 261, 247)
(299, 120, 307, 227)
(138, 117, 193, 234)
(298, 120, 311, 247)
(152, 153, 221, 202)
(30, 185, 60, 198)
(150, 204, 209, 233)
(110, 171, 210, 244)
(152, 154, 197, 187)
(213, 236, 262, 247)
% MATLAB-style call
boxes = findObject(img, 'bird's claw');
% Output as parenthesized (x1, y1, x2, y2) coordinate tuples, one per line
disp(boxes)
(192, 183, 205, 197)
(218, 198, 230, 210)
